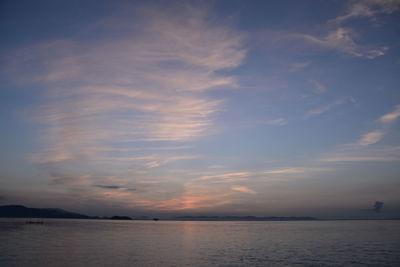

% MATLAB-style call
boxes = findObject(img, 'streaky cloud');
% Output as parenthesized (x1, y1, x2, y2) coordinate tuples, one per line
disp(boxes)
(320, 105, 400, 163)
(358, 130, 386, 146)
(263, 168, 306, 174)
(304, 99, 346, 119)
(357, 104, 400, 146)
(331, 0, 400, 24)
(11, 3, 246, 168)
(378, 104, 400, 125)
(231, 185, 257, 195)
(320, 145, 400, 162)
(309, 79, 328, 94)
(293, 28, 389, 59)
(264, 118, 288, 126)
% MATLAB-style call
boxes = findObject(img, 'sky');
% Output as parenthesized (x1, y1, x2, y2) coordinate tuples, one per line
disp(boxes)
(0, 0, 399, 219)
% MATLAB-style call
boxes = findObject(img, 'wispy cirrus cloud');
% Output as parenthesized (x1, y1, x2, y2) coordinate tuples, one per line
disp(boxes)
(198, 172, 254, 183)
(231, 185, 257, 195)
(298, 0, 398, 59)
(139, 181, 235, 211)
(195, 167, 315, 184)
(321, 104, 400, 162)
(378, 104, 400, 125)
(331, 0, 400, 24)
(321, 146, 400, 162)
(9, 4, 246, 168)
(304, 99, 346, 119)
(264, 118, 288, 126)
(44, 164, 322, 212)
(107, 154, 198, 167)
(293, 27, 388, 59)
(259, 8, 391, 60)
(289, 61, 310, 72)
(237, 118, 288, 129)
(309, 79, 328, 94)
(263, 168, 307, 174)
(357, 104, 400, 146)
(161, 167, 320, 210)
(358, 130, 386, 146)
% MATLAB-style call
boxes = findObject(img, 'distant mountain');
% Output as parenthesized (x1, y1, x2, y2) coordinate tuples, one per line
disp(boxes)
(174, 216, 318, 221)
(0, 205, 92, 219)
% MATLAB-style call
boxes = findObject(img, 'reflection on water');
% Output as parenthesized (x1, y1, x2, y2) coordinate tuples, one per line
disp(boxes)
(1, 219, 399, 266)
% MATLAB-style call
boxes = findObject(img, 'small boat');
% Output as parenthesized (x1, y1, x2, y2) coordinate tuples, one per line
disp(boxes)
(153, 218, 159, 221)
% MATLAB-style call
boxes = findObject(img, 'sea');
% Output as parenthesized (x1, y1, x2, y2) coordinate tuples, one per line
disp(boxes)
(0, 219, 399, 266)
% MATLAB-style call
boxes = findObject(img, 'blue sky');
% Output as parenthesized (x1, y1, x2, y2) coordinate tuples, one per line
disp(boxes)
(1, 0, 399, 218)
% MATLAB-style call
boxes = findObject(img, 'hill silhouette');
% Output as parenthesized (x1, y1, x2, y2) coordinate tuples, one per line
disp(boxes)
(0, 205, 93, 219)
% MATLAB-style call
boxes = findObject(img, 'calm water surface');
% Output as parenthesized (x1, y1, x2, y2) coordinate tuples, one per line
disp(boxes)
(1, 219, 399, 266)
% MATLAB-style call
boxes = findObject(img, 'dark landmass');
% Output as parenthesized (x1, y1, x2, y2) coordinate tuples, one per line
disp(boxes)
(0, 205, 93, 219)
(0, 205, 319, 221)
(173, 216, 319, 221)
(4, 205, 396, 221)
(109, 216, 132, 220)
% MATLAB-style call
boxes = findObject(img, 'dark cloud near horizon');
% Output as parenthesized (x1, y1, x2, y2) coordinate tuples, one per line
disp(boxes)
(94, 185, 136, 191)
(373, 201, 384, 213)
(95, 185, 121, 189)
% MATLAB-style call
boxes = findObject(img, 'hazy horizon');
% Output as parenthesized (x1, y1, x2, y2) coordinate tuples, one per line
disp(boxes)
(1, 0, 400, 219)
